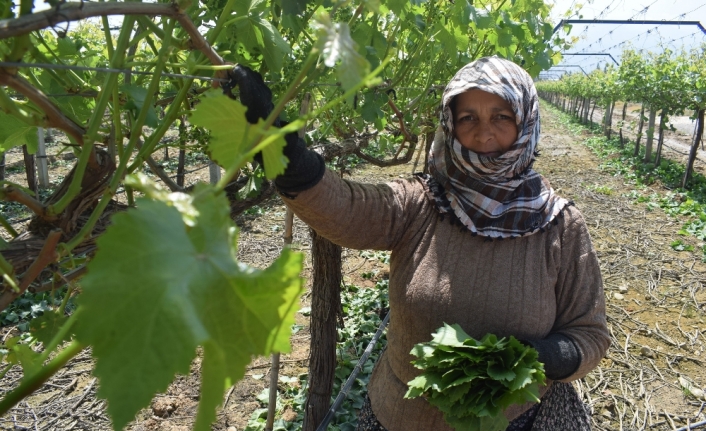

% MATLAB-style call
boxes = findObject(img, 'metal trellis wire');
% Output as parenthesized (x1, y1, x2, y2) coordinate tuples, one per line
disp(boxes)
(0, 61, 228, 82)
(315, 310, 390, 431)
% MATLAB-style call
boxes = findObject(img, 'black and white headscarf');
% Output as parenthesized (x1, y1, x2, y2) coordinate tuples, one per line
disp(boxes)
(422, 56, 569, 238)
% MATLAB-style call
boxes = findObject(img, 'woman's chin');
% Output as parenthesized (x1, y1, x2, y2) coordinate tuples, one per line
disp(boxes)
(475, 151, 502, 158)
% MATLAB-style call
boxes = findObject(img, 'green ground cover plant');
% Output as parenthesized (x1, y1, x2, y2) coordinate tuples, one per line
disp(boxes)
(245, 278, 389, 431)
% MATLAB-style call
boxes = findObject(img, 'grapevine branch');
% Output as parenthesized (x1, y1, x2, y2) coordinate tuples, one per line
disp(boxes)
(0, 230, 61, 310)
(0, 3, 178, 39)
(0, 71, 85, 145)
(0, 2, 225, 68)
(1, 185, 48, 219)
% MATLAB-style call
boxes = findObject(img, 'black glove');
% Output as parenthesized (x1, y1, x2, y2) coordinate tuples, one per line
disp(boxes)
(522, 333, 580, 381)
(223, 65, 325, 194)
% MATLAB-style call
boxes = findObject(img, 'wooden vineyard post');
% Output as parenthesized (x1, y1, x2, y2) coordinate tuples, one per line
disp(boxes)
(36, 128, 49, 188)
(303, 229, 342, 431)
(411, 131, 426, 173)
(0, 153, 5, 181)
(22, 144, 37, 197)
(209, 160, 221, 184)
(176, 116, 187, 188)
(619, 102, 628, 147)
(265, 94, 311, 431)
(265, 209, 295, 431)
(634, 104, 646, 156)
(654, 111, 666, 167)
(682, 109, 705, 188)
(644, 107, 657, 163)
(296, 91, 344, 431)
(604, 101, 615, 139)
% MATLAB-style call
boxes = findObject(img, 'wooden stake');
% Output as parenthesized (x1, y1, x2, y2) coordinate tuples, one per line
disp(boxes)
(36, 127, 49, 188)
(209, 160, 221, 184)
(266, 93, 311, 431)
(644, 108, 657, 163)
(683, 109, 704, 188)
(22, 144, 37, 197)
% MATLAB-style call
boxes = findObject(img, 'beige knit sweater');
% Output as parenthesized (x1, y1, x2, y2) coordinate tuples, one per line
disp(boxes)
(283, 170, 609, 431)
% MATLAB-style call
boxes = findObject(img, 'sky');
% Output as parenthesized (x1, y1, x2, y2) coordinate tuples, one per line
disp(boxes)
(542, 0, 706, 79)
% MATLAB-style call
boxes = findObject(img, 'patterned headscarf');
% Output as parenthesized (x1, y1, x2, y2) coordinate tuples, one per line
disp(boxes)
(422, 56, 569, 238)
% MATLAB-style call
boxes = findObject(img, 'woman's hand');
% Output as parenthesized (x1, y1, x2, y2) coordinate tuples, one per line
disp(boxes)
(222, 65, 326, 195)
(221, 65, 277, 125)
(521, 334, 580, 381)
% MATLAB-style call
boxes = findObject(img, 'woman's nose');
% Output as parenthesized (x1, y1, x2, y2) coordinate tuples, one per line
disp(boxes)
(475, 120, 494, 144)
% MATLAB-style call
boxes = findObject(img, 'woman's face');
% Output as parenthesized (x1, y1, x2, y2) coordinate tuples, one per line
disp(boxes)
(452, 89, 518, 157)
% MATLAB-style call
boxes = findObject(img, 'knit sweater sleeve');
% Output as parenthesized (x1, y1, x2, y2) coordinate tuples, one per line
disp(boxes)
(279, 169, 426, 251)
(553, 206, 610, 382)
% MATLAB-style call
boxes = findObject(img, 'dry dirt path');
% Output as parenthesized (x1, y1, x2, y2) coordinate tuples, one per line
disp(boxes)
(1, 103, 705, 431)
(536, 103, 706, 430)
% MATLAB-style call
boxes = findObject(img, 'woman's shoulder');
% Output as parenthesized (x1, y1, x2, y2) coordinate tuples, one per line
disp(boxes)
(558, 203, 588, 230)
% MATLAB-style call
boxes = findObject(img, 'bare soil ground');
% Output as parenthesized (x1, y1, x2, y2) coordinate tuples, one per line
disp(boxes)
(1, 103, 706, 430)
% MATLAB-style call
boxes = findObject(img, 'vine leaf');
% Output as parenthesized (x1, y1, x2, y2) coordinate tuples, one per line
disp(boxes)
(314, 12, 371, 93)
(4, 337, 42, 378)
(121, 85, 159, 128)
(29, 312, 69, 345)
(280, 0, 309, 15)
(74, 184, 303, 430)
(189, 93, 287, 180)
(0, 112, 38, 153)
(231, 1, 292, 73)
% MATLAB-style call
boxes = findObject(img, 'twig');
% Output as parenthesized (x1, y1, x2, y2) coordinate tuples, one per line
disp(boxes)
(70, 378, 96, 410)
(0, 72, 85, 145)
(0, 2, 225, 72)
(0, 2, 179, 39)
(1, 185, 48, 219)
(0, 230, 61, 311)
(30, 264, 87, 294)
(264, 353, 280, 431)
(663, 410, 678, 430)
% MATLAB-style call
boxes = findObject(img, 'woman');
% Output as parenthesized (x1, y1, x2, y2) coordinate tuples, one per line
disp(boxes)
(227, 56, 610, 430)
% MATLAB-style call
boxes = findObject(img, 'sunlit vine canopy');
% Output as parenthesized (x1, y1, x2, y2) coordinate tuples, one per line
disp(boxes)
(0, 0, 570, 429)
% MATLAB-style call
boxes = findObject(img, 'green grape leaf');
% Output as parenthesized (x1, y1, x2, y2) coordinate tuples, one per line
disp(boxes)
(189, 93, 253, 169)
(37, 70, 94, 124)
(253, 17, 292, 73)
(57, 37, 79, 58)
(387, 0, 409, 15)
(406, 324, 545, 430)
(121, 85, 159, 128)
(280, 0, 309, 15)
(314, 13, 371, 93)
(259, 130, 288, 180)
(0, 112, 38, 153)
(236, 169, 264, 200)
(452, 0, 472, 27)
(496, 30, 514, 48)
(74, 185, 303, 430)
(29, 312, 69, 345)
(189, 93, 287, 180)
(469, 6, 495, 30)
(4, 336, 42, 378)
(363, 0, 380, 13)
(359, 92, 386, 122)
(434, 22, 458, 64)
